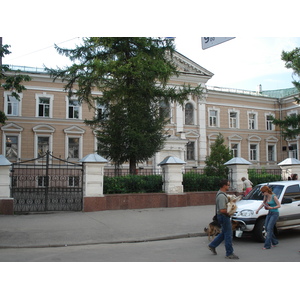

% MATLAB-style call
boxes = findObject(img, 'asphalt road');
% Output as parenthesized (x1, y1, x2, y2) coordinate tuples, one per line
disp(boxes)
(1, 229, 299, 262)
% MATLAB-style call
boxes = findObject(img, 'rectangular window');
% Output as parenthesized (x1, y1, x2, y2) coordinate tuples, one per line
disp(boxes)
(250, 144, 257, 161)
(69, 176, 80, 187)
(68, 138, 79, 158)
(229, 112, 237, 128)
(68, 100, 80, 119)
(38, 176, 49, 187)
(38, 97, 50, 117)
(186, 141, 195, 160)
(38, 137, 49, 158)
(268, 145, 275, 161)
(289, 144, 298, 159)
(6, 95, 19, 116)
(248, 113, 256, 130)
(266, 115, 273, 130)
(231, 143, 238, 157)
(209, 110, 217, 127)
(6, 136, 18, 159)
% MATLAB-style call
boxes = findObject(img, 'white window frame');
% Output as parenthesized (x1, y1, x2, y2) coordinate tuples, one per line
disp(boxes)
(248, 111, 258, 130)
(4, 91, 22, 116)
(208, 107, 220, 127)
(230, 143, 240, 157)
(184, 102, 195, 125)
(186, 141, 195, 160)
(66, 136, 82, 160)
(35, 93, 53, 118)
(267, 144, 276, 162)
(33, 125, 55, 160)
(34, 134, 53, 159)
(66, 96, 82, 119)
(4, 134, 20, 160)
(289, 143, 298, 159)
(228, 109, 239, 129)
(265, 113, 275, 131)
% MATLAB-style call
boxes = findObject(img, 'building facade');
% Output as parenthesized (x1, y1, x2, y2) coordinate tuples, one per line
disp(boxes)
(1, 52, 299, 170)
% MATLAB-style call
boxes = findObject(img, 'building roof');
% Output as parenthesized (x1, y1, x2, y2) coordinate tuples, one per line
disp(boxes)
(261, 87, 299, 98)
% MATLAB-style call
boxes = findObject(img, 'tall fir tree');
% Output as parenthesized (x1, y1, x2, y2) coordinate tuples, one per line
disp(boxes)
(204, 133, 233, 177)
(46, 37, 202, 174)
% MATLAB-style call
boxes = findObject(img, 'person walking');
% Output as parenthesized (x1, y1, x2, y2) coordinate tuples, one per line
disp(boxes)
(256, 185, 281, 249)
(241, 177, 253, 196)
(208, 179, 239, 259)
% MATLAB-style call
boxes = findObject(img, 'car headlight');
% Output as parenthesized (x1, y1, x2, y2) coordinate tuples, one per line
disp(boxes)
(237, 209, 254, 217)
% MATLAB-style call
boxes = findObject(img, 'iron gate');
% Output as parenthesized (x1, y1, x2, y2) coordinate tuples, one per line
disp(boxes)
(11, 151, 83, 212)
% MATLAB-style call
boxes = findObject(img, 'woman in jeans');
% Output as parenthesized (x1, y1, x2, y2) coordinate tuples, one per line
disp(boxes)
(256, 185, 281, 249)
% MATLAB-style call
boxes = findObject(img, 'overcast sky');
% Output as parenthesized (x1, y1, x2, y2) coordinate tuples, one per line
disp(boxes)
(2, 36, 299, 92)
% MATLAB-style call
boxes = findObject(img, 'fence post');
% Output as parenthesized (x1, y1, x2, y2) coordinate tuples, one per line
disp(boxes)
(278, 158, 300, 180)
(0, 155, 14, 215)
(158, 156, 186, 194)
(79, 153, 108, 211)
(224, 157, 252, 193)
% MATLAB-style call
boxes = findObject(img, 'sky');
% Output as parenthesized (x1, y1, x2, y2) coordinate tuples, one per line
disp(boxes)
(2, 36, 300, 92)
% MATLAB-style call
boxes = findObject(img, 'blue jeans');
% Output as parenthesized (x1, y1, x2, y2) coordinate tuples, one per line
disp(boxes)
(264, 211, 279, 249)
(209, 214, 233, 256)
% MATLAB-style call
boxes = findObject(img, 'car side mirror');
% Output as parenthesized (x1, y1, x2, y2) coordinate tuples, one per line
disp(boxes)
(282, 197, 293, 204)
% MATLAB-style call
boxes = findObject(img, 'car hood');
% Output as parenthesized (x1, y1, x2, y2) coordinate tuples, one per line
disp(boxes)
(236, 199, 262, 211)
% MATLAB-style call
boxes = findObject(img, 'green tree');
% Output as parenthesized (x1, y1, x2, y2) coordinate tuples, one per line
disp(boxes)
(46, 37, 202, 174)
(0, 38, 31, 124)
(204, 133, 233, 177)
(271, 47, 300, 139)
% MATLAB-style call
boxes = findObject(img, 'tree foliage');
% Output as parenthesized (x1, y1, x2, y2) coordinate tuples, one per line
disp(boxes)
(0, 40, 31, 124)
(46, 37, 202, 174)
(271, 47, 300, 139)
(204, 133, 233, 177)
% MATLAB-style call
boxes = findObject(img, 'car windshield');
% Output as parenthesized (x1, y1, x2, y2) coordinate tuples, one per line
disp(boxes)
(244, 184, 284, 200)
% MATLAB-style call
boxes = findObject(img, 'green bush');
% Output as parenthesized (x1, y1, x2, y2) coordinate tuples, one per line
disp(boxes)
(183, 172, 223, 192)
(104, 175, 163, 194)
(248, 169, 282, 186)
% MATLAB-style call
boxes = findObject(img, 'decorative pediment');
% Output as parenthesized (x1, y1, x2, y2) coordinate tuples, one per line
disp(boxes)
(266, 136, 278, 143)
(33, 124, 55, 133)
(247, 135, 261, 142)
(64, 126, 85, 134)
(185, 130, 200, 138)
(228, 134, 242, 141)
(1, 122, 23, 132)
(172, 51, 214, 77)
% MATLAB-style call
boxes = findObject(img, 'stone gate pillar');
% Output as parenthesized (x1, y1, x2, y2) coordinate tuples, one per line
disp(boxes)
(224, 157, 252, 193)
(0, 155, 14, 215)
(79, 153, 108, 212)
(158, 156, 186, 194)
(278, 158, 300, 180)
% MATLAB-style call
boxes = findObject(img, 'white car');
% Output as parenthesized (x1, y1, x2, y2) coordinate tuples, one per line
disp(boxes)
(232, 180, 300, 242)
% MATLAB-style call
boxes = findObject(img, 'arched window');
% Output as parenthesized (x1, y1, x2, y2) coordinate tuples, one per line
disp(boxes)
(185, 103, 194, 125)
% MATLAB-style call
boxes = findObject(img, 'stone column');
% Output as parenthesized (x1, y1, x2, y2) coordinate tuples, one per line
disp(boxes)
(79, 153, 108, 211)
(0, 155, 14, 215)
(278, 158, 300, 180)
(158, 156, 186, 194)
(224, 157, 252, 193)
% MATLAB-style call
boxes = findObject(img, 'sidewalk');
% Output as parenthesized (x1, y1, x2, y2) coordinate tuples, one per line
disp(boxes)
(0, 205, 215, 248)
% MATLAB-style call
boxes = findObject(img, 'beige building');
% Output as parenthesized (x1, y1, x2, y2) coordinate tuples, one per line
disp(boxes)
(1, 52, 299, 170)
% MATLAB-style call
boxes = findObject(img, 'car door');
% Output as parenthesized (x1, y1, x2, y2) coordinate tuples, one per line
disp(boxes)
(277, 183, 300, 227)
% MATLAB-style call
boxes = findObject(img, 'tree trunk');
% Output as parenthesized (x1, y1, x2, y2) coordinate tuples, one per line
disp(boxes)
(129, 158, 137, 175)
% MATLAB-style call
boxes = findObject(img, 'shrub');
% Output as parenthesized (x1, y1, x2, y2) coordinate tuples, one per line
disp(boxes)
(183, 172, 223, 192)
(104, 175, 163, 194)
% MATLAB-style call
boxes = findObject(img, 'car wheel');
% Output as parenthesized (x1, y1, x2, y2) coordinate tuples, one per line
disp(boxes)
(252, 217, 266, 242)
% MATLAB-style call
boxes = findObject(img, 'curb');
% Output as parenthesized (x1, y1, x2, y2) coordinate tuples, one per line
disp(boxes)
(0, 232, 207, 249)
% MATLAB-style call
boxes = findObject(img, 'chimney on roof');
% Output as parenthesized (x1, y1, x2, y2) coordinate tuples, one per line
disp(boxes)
(257, 84, 262, 93)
